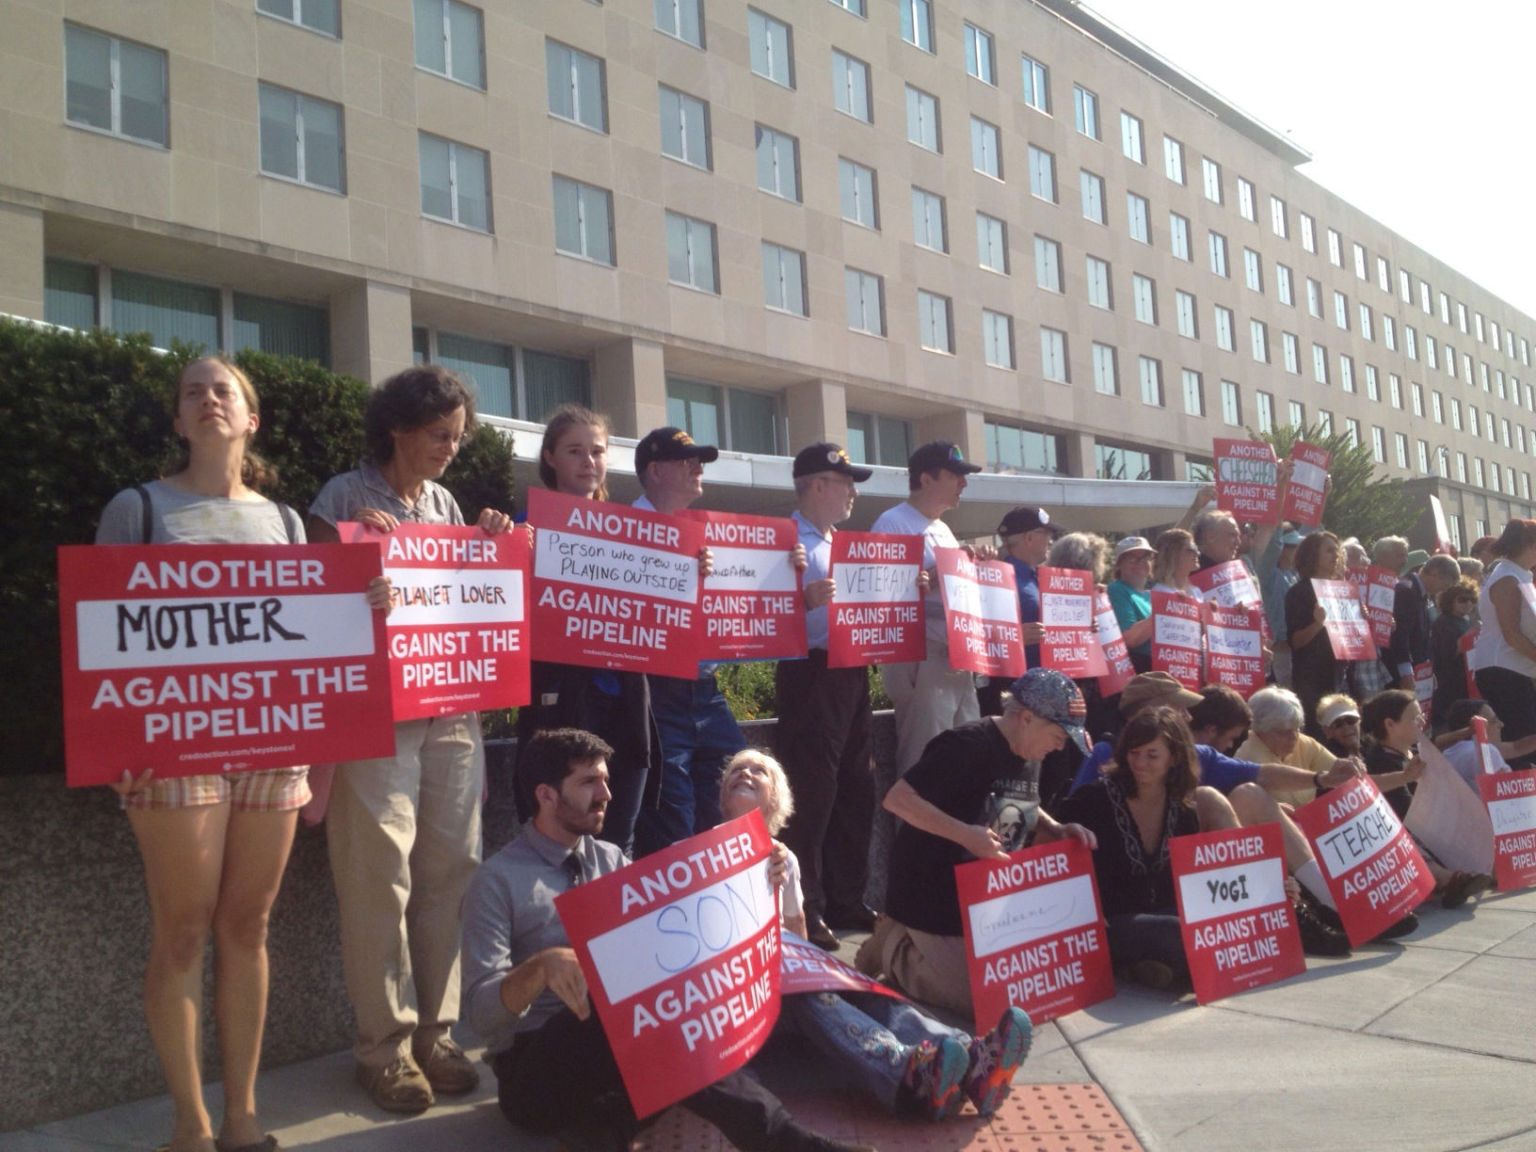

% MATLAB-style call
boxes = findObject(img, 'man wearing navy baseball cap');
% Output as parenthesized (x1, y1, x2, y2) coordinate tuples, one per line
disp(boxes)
(856, 669, 1097, 1017)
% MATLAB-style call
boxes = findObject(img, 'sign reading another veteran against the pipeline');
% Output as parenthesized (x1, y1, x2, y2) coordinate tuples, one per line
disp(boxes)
(826, 531, 924, 668)
(340, 523, 528, 720)
(1293, 776, 1435, 947)
(1171, 825, 1304, 1005)
(955, 840, 1114, 1034)
(1213, 438, 1280, 522)
(935, 547, 1025, 678)
(1480, 769, 1536, 891)
(528, 488, 705, 680)
(58, 543, 393, 787)
(555, 811, 780, 1119)
(680, 509, 806, 662)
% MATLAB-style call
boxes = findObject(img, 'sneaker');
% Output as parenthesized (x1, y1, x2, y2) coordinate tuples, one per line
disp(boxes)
(1441, 871, 1494, 910)
(415, 1036, 480, 1095)
(963, 1006, 1034, 1117)
(896, 1037, 969, 1121)
(1294, 894, 1352, 957)
(1370, 911, 1419, 943)
(356, 1053, 433, 1114)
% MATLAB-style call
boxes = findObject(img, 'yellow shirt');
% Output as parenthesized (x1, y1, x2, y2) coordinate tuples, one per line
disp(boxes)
(1235, 732, 1336, 809)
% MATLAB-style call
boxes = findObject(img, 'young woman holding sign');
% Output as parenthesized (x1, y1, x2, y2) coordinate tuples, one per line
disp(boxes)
(308, 365, 512, 1114)
(1284, 532, 1345, 739)
(97, 356, 388, 1152)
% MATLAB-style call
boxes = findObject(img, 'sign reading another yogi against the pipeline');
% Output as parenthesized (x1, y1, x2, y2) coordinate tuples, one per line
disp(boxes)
(58, 543, 394, 787)
(680, 509, 806, 662)
(1479, 769, 1536, 891)
(935, 547, 1025, 678)
(955, 840, 1114, 1034)
(555, 811, 780, 1118)
(826, 531, 924, 668)
(339, 523, 528, 720)
(527, 488, 705, 680)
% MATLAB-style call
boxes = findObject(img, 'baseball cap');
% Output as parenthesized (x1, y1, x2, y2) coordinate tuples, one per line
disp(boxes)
(1280, 529, 1304, 546)
(999, 506, 1054, 537)
(1120, 672, 1203, 715)
(908, 440, 982, 482)
(1318, 698, 1361, 727)
(1113, 535, 1155, 562)
(634, 426, 719, 472)
(792, 442, 873, 482)
(1007, 668, 1090, 753)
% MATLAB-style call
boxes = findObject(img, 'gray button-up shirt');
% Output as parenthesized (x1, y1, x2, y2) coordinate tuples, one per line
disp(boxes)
(309, 459, 464, 527)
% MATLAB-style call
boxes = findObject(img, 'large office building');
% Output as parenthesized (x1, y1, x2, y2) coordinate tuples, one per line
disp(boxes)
(3, 0, 1532, 542)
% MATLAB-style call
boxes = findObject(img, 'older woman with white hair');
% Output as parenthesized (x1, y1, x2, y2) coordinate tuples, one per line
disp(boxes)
(718, 750, 1034, 1121)
(1234, 687, 1360, 809)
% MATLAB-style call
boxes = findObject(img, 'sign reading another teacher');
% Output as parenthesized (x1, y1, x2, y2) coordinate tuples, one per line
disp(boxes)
(527, 488, 705, 680)
(58, 543, 394, 787)
(935, 547, 1025, 678)
(681, 510, 806, 663)
(826, 531, 924, 668)
(340, 523, 529, 720)
(555, 811, 781, 1118)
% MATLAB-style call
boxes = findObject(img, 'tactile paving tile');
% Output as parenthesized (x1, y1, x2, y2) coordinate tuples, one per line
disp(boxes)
(987, 1083, 1135, 1135)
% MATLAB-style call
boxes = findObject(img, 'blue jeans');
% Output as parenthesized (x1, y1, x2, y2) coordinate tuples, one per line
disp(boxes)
(779, 991, 969, 1111)
(1106, 912, 1188, 978)
(636, 670, 746, 856)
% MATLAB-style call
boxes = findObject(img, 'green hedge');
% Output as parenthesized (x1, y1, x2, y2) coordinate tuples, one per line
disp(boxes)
(0, 319, 514, 775)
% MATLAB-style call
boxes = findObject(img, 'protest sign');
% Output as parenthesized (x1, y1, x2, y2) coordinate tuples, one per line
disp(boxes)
(1094, 591, 1136, 697)
(826, 532, 924, 668)
(1192, 559, 1268, 644)
(681, 510, 806, 662)
(339, 523, 528, 720)
(955, 840, 1115, 1034)
(1171, 825, 1304, 1004)
(1404, 741, 1494, 876)
(555, 811, 780, 1119)
(1293, 776, 1435, 946)
(1213, 439, 1280, 523)
(58, 543, 393, 786)
(1346, 566, 1398, 649)
(1479, 769, 1536, 891)
(528, 488, 704, 679)
(1205, 602, 1265, 698)
(1313, 578, 1377, 661)
(1282, 442, 1331, 526)
(1460, 629, 1481, 698)
(1414, 661, 1435, 723)
(1038, 566, 1107, 678)
(935, 548, 1025, 678)
(780, 932, 905, 1000)
(1472, 716, 1501, 776)
(1152, 588, 1204, 689)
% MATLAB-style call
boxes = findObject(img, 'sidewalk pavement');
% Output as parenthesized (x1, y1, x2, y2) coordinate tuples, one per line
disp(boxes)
(7, 886, 1535, 1152)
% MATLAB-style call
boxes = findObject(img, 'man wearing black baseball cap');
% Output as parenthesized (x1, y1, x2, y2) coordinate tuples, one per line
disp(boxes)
(776, 443, 878, 949)
(981, 506, 1056, 713)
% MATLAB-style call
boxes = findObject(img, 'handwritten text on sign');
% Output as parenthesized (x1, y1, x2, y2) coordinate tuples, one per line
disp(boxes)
(936, 548, 1024, 677)
(1282, 442, 1332, 526)
(1152, 588, 1204, 689)
(1347, 566, 1399, 649)
(1039, 566, 1107, 677)
(340, 523, 529, 720)
(954, 840, 1115, 1033)
(58, 543, 394, 786)
(826, 532, 924, 668)
(1479, 770, 1536, 891)
(1171, 825, 1304, 1004)
(555, 812, 780, 1119)
(1205, 602, 1265, 699)
(1314, 578, 1377, 662)
(682, 509, 806, 662)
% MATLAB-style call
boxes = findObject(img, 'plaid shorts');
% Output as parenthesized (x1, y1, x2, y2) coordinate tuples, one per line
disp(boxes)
(123, 766, 311, 812)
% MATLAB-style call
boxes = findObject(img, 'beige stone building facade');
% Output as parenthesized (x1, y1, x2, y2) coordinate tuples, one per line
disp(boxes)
(3, 0, 1532, 543)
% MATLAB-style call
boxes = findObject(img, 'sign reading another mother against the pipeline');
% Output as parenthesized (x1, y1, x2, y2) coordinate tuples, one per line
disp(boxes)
(826, 531, 924, 668)
(555, 811, 780, 1119)
(527, 488, 706, 680)
(58, 543, 394, 787)
(1171, 825, 1304, 1005)
(679, 509, 806, 662)
(1479, 768, 1536, 891)
(1292, 776, 1435, 947)
(935, 547, 1025, 678)
(340, 522, 529, 720)
(955, 839, 1115, 1035)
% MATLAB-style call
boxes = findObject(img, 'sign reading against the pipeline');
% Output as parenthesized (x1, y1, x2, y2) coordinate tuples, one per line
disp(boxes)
(1213, 439, 1280, 522)
(936, 548, 1025, 678)
(1282, 442, 1332, 526)
(1479, 769, 1536, 891)
(1039, 566, 1107, 678)
(826, 532, 924, 668)
(1152, 588, 1204, 689)
(681, 509, 806, 662)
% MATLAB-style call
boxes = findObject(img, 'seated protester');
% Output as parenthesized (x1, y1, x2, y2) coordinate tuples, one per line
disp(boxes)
(1430, 579, 1479, 730)
(1359, 691, 1492, 912)
(719, 750, 1033, 1121)
(1317, 694, 1363, 759)
(461, 729, 874, 1152)
(855, 669, 1097, 1018)
(1236, 687, 1354, 809)
(1436, 700, 1526, 789)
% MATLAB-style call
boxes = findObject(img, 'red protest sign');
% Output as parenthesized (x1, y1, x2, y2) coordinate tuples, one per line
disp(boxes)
(555, 811, 781, 1119)
(1460, 629, 1481, 698)
(1478, 769, 1536, 891)
(1346, 566, 1398, 648)
(340, 523, 528, 720)
(1192, 560, 1268, 644)
(1171, 825, 1305, 1004)
(780, 932, 905, 1000)
(1205, 602, 1265, 699)
(1414, 661, 1435, 723)
(1213, 439, 1280, 523)
(1152, 588, 1204, 689)
(1472, 716, 1502, 776)
(1313, 578, 1377, 661)
(58, 543, 394, 787)
(1282, 442, 1332, 526)
(681, 510, 806, 662)
(1094, 592, 1135, 697)
(1038, 566, 1106, 677)
(954, 840, 1115, 1034)
(1293, 776, 1435, 946)
(826, 532, 924, 668)
(935, 548, 1025, 678)
(528, 488, 704, 680)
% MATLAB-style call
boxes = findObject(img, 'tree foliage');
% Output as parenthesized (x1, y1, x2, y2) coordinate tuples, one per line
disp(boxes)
(1253, 420, 1417, 545)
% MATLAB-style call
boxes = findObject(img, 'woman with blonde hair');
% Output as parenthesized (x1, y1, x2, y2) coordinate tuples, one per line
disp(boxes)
(1152, 528, 1202, 598)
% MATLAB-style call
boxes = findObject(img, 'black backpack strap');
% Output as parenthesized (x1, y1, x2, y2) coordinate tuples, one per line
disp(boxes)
(135, 484, 153, 544)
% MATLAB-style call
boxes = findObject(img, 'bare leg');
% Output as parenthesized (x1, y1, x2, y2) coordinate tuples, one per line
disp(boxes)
(213, 809, 299, 1150)
(1194, 786, 1241, 831)
(1229, 783, 1316, 872)
(129, 805, 230, 1152)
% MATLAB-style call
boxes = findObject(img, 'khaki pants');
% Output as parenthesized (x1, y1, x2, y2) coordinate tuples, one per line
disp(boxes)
(859, 916, 972, 1019)
(328, 714, 483, 1068)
